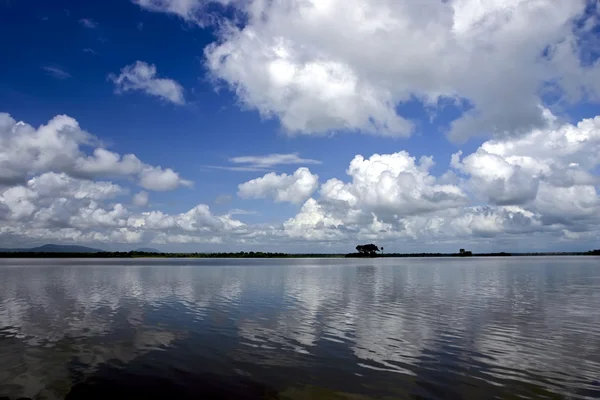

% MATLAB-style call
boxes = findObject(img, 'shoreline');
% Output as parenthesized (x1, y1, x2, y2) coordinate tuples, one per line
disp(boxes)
(0, 251, 599, 259)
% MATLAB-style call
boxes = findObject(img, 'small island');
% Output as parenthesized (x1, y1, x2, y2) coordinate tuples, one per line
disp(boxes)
(346, 244, 476, 258)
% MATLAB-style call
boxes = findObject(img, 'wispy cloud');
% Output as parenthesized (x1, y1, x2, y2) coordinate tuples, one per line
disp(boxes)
(82, 48, 97, 55)
(233, 153, 321, 168)
(214, 194, 233, 205)
(230, 153, 321, 168)
(79, 18, 98, 29)
(228, 209, 260, 216)
(42, 66, 71, 80)
(205, 153, 321, 172)
(137, 22, 144, 31)
(132, 0, 209, 26)
(109, 61, 185, 105)
(204, 165, 272, 172)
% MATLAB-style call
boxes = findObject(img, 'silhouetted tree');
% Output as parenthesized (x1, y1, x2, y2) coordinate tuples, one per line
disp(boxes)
(356, 244, 380, 256)
(457, 248, 473, 257)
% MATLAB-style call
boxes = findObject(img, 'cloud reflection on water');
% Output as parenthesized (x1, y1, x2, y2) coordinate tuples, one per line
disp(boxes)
(0, 257, 599, 399)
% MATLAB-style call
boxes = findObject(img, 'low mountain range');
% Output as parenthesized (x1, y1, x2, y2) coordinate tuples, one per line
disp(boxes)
(0, 244, 162, 253)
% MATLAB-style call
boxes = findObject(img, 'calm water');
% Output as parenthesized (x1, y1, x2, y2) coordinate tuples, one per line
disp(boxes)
(0, 257, 599, 400)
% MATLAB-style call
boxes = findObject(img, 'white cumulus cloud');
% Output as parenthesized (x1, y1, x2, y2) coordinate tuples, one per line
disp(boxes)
(238, 167, 319, 204)
(196, 0, 599, 139)
(452, 110, 600, 215)
(282, 114, 600, 249)
(0, 112, 191, 191)
(0, 173, 247, 247)
(319, 152, 467, 220)
(1, 107, 599, 251)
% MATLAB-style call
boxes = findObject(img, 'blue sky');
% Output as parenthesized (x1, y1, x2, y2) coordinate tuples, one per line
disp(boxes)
(1, 0, 599, 252)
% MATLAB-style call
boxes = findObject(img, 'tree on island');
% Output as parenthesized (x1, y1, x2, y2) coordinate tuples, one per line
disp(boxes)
(356, 244, 380, 256)
(458, 248, 473, 257)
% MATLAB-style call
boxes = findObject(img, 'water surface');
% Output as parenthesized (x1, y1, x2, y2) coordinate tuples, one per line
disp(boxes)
(0, 257, 599, 399)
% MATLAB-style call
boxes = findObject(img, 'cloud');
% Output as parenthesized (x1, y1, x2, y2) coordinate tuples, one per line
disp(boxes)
(199, 0, 599, 139)
(109, 61, 185, 105)
(79, 18, 98, 29)
(0, 173, 247, 246)
(0, 172, 125, 228)
(452, 110, 600, 212)
(208, 152, 321, 172)
(320, 152, 467, 219)
(1, 110, 599, 251)
(283, 198, 344, 241)
(133, 0, 204, 21)
(230, 153, 321, 168)
(137, 22, 144, 31)
(282, 151, 470, 240)
(204, 165, 271, 172)
(0, 112, 190, 191)
(139, 166, 193, 191)
(128, 205, 246, 236)
(453, 149, 541, 205)
(214, 194, 232, 205)
(228, 208, 259, 216)
(132, 0, 233, 26)
(282, 111, 600, 247)
(82, 48, 97, 55)
(283, 197, 548, 245)
(41, 66, 71, 80)
(133, 191, 149, 207)
(0, 147, 243, 247)
(238, 167, 319, 204)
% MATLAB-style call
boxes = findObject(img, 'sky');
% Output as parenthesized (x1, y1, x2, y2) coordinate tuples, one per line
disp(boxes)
(0, 0, 600, 253)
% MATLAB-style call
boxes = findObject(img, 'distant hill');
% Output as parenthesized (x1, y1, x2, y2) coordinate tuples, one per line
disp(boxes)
(135, 247, 161, 253)
(0, 244, 104, 253)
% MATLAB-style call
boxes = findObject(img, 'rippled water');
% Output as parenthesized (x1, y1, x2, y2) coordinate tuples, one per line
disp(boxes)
(0, 257, 599, 399)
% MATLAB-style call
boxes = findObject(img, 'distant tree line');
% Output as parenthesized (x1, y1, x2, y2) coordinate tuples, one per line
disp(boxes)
(0, 251, 345, 259)
(0, 248, 598, 259)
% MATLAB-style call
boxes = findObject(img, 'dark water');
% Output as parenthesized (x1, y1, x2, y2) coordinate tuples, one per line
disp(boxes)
(0, 258, 599, 400)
